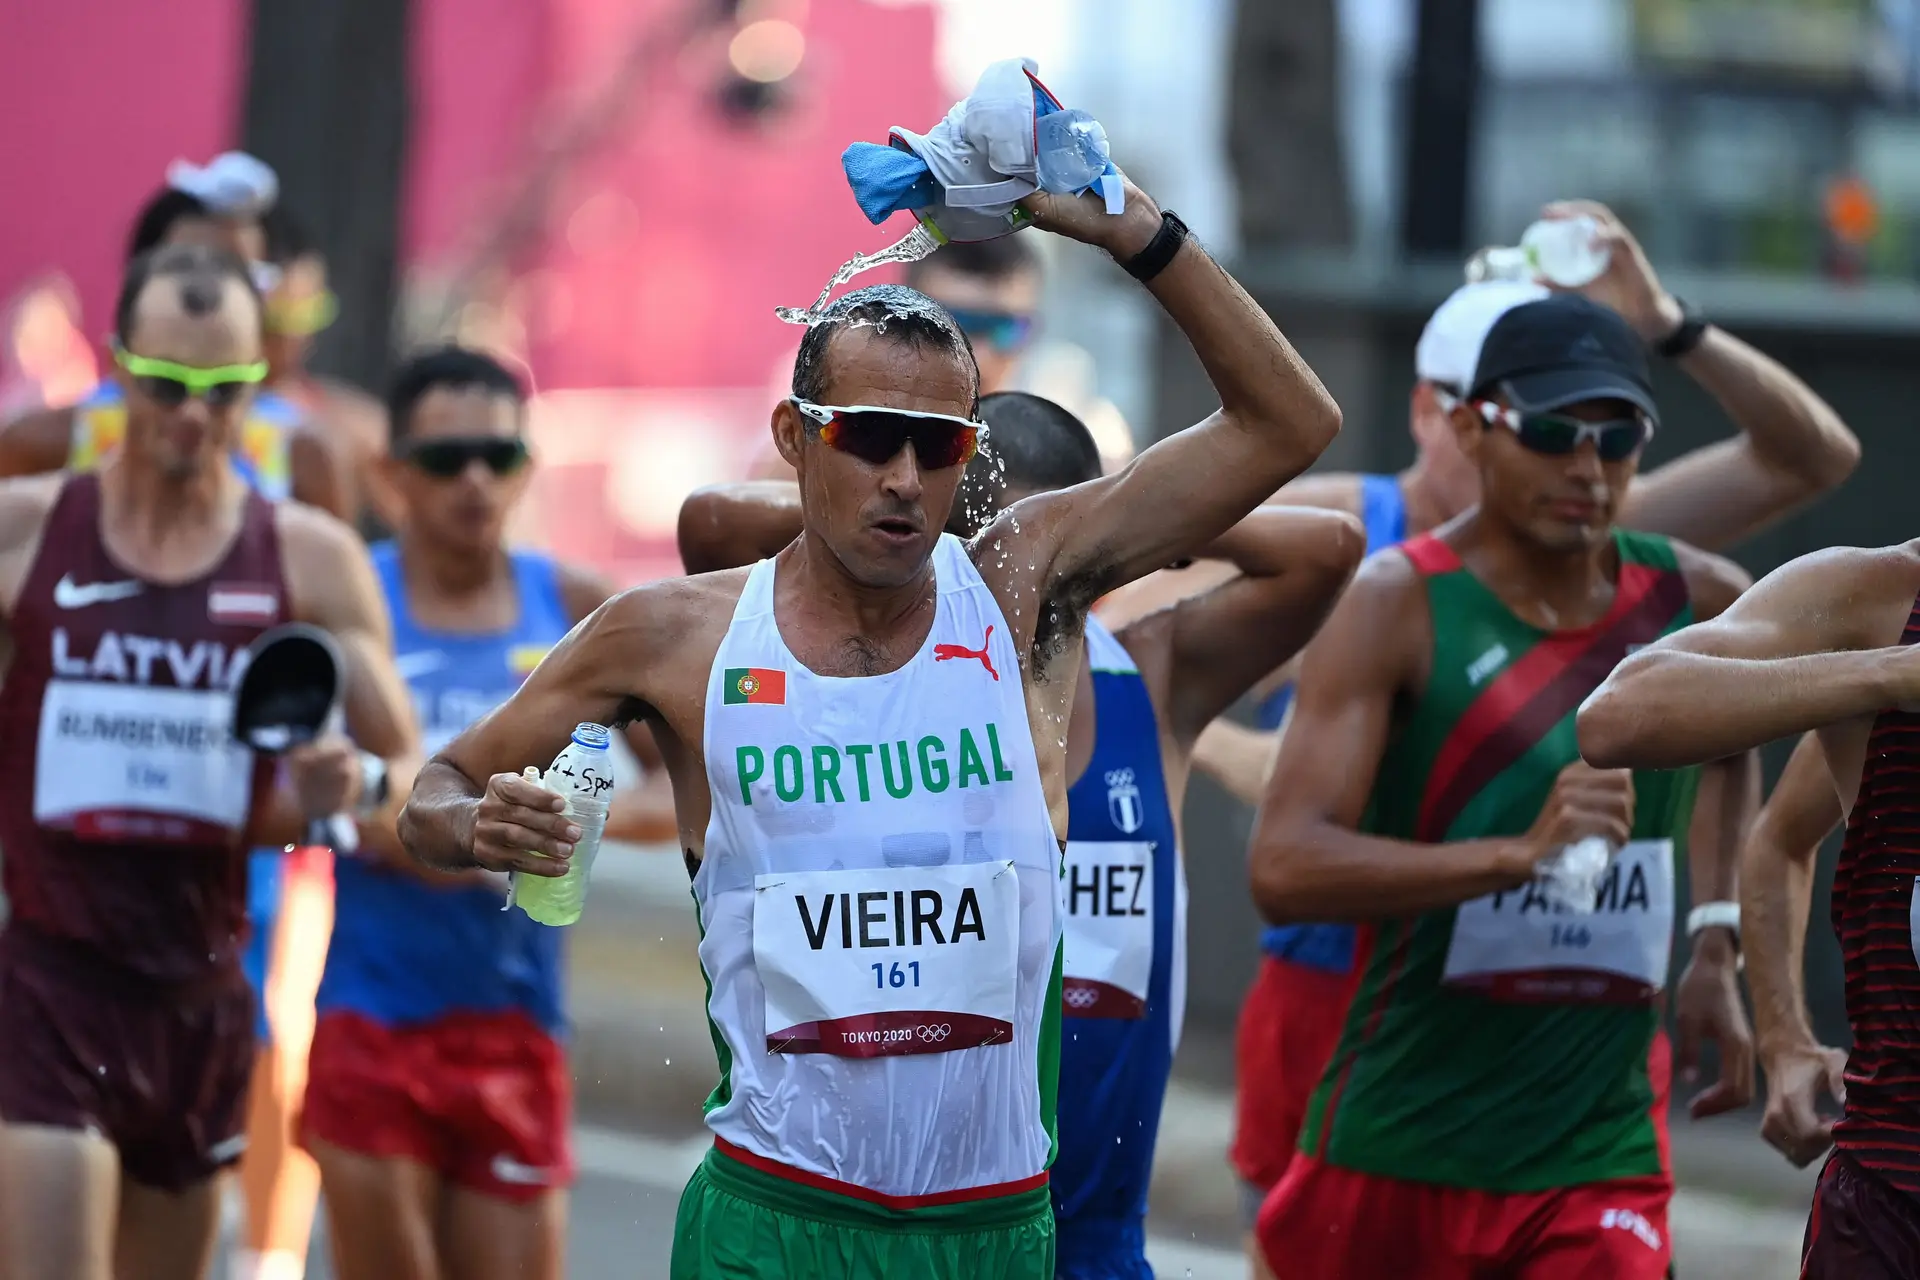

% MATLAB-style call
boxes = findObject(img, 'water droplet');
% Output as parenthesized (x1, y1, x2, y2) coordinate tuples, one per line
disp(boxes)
(665, 1058, 673, 1066)
(774, 223, 941, 325)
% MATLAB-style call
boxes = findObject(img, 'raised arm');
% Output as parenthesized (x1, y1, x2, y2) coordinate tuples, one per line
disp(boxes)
(1577, 545, 1920, 770)
(1546, 201, 1859, 550)
(1744, 732, 1849, 1166)
(1161, 505, 1364, 745)
(678, 481, 801, 574)
(1248, 555, 1591, 921)
(1003, 179, 1342, 601)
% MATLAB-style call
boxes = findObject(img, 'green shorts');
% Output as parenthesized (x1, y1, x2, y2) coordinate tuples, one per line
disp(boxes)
(670, 1145, 1054, 1279)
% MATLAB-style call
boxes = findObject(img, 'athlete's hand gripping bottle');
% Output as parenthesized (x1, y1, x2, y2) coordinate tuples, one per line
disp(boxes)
(509, 723, 615, 926)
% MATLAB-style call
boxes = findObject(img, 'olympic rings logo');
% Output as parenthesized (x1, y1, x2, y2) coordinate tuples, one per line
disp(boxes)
(916, 1023, 952, 1043)
(1104, 768, 1135, 788)
(1063, 986, 1099, 1008)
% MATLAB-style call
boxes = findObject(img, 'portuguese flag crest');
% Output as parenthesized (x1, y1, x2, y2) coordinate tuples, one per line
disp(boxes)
(723, 667, 786, 706)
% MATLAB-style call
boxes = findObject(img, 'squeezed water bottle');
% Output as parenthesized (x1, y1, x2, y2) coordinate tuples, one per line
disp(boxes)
(510, 723, 615, 926)
(1466, 217, 1611, 288)
(1534, 835, 1614, 915)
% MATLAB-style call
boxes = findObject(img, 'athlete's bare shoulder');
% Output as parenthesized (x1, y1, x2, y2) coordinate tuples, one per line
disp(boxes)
(0, 473, 67, 615)
(273, 495, 365, 568)
(0, 405, 75, 478)
(1314, 543, 1431, 679)
(552, 558, 620, 624)
(1669, 540, 1754, 624)
(1268, 470, 1366, 515)
(0, 472, 66, 540)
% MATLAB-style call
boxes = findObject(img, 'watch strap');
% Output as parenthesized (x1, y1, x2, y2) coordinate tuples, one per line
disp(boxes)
(1687, 900, 1740, 939)
(1122, 210, 1189, 283)
(1655, 299, 1710, 358)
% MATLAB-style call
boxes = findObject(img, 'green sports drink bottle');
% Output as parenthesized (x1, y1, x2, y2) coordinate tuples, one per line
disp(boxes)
(511, 723, 614, 926)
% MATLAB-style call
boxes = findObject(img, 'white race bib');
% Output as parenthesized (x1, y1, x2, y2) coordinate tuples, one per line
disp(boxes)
(753, 861, 1020, 1057)
(34, 679, 252, 842)
(1442, 839, 1674, 1003)
(1061, 840, 1154, 1019)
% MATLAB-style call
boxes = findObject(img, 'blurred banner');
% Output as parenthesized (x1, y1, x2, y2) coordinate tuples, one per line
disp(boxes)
(1632, 0, 1918, 92)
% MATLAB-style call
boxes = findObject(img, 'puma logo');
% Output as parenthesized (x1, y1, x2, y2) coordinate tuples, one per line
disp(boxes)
(935, 625, 999, 681)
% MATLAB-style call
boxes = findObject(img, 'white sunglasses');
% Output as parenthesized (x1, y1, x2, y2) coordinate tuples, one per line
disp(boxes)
(789, 398, 988, 468)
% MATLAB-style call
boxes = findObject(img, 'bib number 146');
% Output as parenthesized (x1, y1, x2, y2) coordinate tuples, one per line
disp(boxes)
(872, 961, 922, 990)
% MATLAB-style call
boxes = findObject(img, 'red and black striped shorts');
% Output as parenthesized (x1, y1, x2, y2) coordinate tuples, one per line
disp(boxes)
(1801, 1150, 1920, 1279)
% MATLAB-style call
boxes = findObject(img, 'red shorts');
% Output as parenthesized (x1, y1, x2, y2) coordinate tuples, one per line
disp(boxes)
(1230, 956, 1359, 1192)
(1801, 1150, 1920, 1278)
(0, 927, 253, 1192)
(300, 1009, 573, 1203)
(1257, 1155, 1672, 1280)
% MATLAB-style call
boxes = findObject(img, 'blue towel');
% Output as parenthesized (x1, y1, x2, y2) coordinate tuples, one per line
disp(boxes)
(842, 141, 938, 226)
(841, 76, 1105, 229)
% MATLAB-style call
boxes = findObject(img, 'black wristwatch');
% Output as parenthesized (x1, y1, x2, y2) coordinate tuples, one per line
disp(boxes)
(1654, 298, 1710, 359)
(1121, 210, 1190, 283)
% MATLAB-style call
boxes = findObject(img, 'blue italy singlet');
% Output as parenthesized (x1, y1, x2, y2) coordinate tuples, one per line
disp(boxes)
(313, 543, 574, 1034)
(1256, 473, 1406, 973)
(1053, 617, 1186, 1278)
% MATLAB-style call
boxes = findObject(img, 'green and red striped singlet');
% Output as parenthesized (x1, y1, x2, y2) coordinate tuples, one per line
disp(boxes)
(1298, 528, 1700, 1193)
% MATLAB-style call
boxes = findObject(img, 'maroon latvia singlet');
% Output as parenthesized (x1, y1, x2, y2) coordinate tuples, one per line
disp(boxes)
(0, 472, 283, 983)
(1830, 591, 1920, 1197)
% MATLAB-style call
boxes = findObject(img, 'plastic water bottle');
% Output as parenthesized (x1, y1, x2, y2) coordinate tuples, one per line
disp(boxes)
(1466, 217, 1610, 288)
(1534, 836, 1614, 915)
(510, 723, 614, 926)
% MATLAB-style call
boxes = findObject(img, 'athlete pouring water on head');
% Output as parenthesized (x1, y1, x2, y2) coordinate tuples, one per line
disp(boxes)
(680, 390, 1364, 1279)
(398, 158, 1343, 1278)
(0, 243, 416, 1280)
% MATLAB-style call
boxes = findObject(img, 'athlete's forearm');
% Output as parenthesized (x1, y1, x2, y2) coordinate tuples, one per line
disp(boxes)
(1193, 506, 1356, 580)
(1140, 238, 1341, 506)
(1742, 736, 1843, 1060)
(1687, 752, 1756, 904)
(1579, 648, 1905, 770)
(1744, 815, 1821, 1060)
(1681, 328, 1860, 506)
(1250, 821, 1531, 922)
(396, 758, 486, 870)
(678, 482, 801, 575)
(1191, 719, 1278, 809)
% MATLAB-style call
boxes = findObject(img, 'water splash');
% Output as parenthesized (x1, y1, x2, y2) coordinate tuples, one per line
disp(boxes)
(775, 222, 942, 326)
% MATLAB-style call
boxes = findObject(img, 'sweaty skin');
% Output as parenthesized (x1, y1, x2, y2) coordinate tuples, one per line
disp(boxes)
(678, 482, 1366, 838)
(1739, 731, 1849, 1169)
(397, 176, 1344, 894)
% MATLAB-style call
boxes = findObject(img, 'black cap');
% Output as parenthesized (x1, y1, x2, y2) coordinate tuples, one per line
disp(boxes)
(1466, 294, 1658, 426)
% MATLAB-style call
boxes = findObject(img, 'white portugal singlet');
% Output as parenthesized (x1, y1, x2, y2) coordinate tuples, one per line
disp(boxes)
(695, 534, 1064, 1200)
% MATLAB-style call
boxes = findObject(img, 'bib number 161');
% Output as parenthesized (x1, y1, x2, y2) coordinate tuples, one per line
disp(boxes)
(871, 961, 922, 990)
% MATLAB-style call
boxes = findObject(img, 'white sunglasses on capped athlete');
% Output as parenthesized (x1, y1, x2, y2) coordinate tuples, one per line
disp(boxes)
(789, 398, 988, 470)
(1435, 389, 1653, 463)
